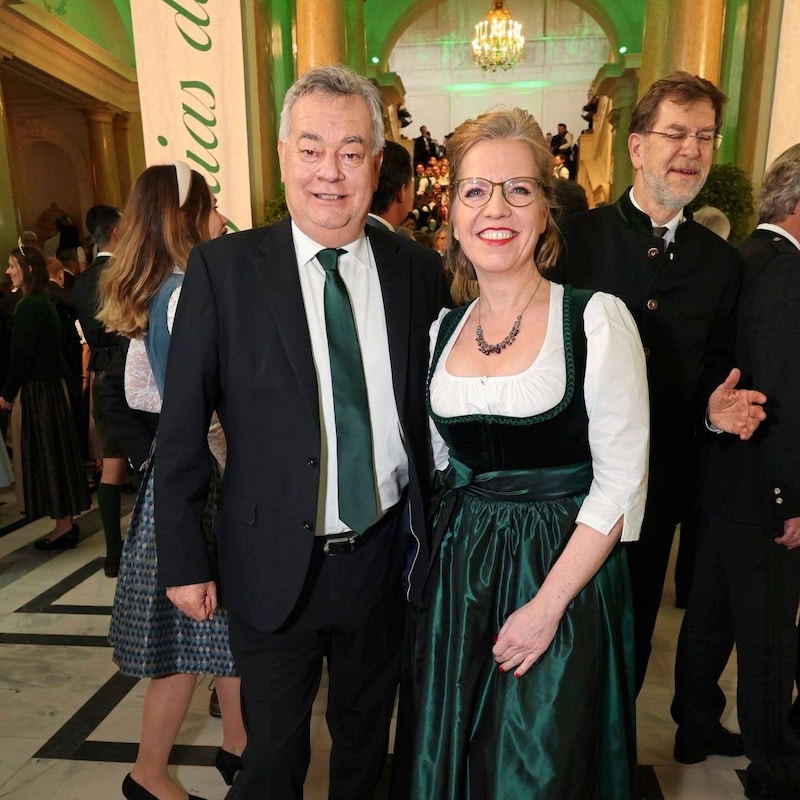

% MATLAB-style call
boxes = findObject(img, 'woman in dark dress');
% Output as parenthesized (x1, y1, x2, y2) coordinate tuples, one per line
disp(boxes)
(411, 108, 650, 799)
(0, 247, 89, 546)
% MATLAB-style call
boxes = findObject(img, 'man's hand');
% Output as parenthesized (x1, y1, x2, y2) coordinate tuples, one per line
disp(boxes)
(707, 368, 767, 440)
(166, 582, 218, 621)
(775, 517, 800, 550)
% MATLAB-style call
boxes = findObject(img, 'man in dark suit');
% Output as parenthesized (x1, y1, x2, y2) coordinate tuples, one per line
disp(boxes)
(72, 205, 127, 577)
(551, 72, 766, 709)
(155, 66, 448, 799)
(368, 140, 414, 232)
(413, 124, 435, 167)
(672, 143, 800, 800)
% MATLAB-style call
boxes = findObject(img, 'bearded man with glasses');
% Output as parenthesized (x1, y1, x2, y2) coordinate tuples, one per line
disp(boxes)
(551, 73, 767, 751)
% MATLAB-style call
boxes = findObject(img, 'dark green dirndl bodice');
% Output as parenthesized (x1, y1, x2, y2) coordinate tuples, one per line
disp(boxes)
(411, 286, 636, 800)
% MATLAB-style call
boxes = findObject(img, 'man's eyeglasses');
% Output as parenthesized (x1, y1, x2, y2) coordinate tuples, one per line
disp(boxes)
(645, 130, 723, 150)
(452, 177, 542, 208)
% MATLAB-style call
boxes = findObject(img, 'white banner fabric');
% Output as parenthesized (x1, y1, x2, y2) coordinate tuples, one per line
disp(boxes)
(130, 0, 252, 232)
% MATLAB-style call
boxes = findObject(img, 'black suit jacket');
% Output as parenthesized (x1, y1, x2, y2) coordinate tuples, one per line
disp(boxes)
(699, 228, 800, 526)
(73, 255, 125, 372)
(154, 218, 449, 631)
(550, 189, 742, 512)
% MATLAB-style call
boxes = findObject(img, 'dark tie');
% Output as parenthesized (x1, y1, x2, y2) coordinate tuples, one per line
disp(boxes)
(317, 248, 377, 534)
(652, 226, 668, 239)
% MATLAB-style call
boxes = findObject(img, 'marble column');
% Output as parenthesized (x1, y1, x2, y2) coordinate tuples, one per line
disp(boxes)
(638, 1, 669, 98)
(638, 0, 724, 98)
(112, 112, 132, 206)
(666, 0, 724, 82)
(296, 0, 346, 75)
(82, 106, 122, 208)
(0, 56, 19, 255)
(766, 0, 800, 164)
(735, 0, 772, 180)
(599, 70, 638, 200)
(344, 0, 367, 74)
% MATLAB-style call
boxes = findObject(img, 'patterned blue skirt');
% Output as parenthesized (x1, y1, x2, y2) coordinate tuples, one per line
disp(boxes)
(109, 452, 236, 678)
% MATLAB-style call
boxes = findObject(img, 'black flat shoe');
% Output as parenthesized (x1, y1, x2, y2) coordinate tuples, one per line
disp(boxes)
(216, 748, 244, 786)
(34, 524, 79, 551)
(674, 728, 744, 764)
(208, 685, 221, 718)
(122, 773, 207, 800)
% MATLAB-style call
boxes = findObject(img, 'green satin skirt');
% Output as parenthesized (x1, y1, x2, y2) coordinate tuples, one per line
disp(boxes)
(411, 460, 636, 800)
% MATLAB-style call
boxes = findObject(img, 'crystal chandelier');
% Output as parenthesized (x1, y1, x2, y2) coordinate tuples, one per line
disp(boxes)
(471, 0, 525, 72)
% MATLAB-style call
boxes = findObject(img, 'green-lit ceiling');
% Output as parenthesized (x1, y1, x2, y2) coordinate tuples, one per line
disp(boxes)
(24, 0, 646, 72)
(365, 0, 645, 66)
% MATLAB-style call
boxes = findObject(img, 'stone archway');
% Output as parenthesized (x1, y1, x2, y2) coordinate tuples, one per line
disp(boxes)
(365, 0, 645, 70)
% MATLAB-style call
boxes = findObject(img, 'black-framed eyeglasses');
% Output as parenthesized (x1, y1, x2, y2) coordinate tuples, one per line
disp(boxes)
(17, 236, 26, 257)
(452, 177, 542, 208)
(645, 130, 723, 150)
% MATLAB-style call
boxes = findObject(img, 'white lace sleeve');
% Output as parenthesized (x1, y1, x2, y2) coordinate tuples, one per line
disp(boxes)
(124, 284, 183, 413)
(124, 337, 161, 413)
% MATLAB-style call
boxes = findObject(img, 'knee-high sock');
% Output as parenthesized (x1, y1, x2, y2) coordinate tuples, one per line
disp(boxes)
(97, 482, 122, 561)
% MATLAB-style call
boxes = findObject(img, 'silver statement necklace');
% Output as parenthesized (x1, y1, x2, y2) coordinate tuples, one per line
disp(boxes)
(475, 272, 544, 356)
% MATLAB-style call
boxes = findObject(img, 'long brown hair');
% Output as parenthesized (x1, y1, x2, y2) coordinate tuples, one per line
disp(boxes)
(10, 247, 49, 295)
(97, 164, 214, 337)
(444, 107, 559, 282)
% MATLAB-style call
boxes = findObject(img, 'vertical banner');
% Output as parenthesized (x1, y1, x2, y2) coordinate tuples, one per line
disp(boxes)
(130, 0, 252, 231)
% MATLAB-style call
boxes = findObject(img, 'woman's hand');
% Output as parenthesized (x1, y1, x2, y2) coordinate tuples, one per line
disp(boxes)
(0, 398, 12, 412)
(492, 597, 562, 678)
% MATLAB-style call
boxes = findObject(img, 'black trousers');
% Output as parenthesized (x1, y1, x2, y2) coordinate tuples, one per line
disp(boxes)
(228, 508, 406, 800)
(624, 502, 680, 694)
(672, 511, 800, 788)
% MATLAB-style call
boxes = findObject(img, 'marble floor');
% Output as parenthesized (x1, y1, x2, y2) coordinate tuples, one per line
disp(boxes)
(0, 484, 751, 800)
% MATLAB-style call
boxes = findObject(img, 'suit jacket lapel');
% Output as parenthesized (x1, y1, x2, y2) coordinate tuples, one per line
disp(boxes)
(250, 217, 320, 426)
(367, 227, 410, 417)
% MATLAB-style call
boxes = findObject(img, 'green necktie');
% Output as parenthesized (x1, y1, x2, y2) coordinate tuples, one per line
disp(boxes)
(317, 248, 377, 534)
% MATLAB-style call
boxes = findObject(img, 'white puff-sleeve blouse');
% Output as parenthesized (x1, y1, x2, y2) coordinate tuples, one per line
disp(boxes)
(428, 282, 649, 542)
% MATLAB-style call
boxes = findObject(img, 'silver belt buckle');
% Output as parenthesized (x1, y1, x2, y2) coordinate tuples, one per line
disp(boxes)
(323, 533, 358, 555)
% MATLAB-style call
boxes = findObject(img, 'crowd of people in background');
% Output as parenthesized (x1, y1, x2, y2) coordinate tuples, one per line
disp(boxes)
(4, 64, 800, 800)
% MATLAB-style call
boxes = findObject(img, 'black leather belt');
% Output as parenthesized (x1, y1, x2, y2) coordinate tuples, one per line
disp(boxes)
(317, 500, 403, 556)
(319, 528, 377, 556)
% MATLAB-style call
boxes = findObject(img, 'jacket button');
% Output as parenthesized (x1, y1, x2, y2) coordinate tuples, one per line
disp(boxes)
(646, 298, 658, 310)
(647, 247, 659, 258)
(308, 457, 318, 468)
(303, 520, 314, 530)
(774, 487, 782, 495)
(776, 497, 784, 505)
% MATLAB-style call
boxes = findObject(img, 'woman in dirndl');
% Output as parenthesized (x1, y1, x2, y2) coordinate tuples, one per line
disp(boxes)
(97, 162, 245, 800)
(0, 246, 89, 544)
(411, 107, 650, 799)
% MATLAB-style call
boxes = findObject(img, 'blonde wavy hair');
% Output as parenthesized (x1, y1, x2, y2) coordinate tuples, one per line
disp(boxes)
(97, 164, 214, 338)
(444, 107, 559, 283)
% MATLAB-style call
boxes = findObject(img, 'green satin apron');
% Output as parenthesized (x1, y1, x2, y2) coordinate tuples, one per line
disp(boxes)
(411, 459, 636, 800)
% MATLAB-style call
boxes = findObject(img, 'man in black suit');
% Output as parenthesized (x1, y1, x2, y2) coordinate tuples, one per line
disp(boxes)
(413, 124, 435, 167)
(672, 144, 800, 800)
(368, 140, 414, 232)
(72, 205, 127, 577)
(155, 66, 448, 799)
(551, 72, 766, 708)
